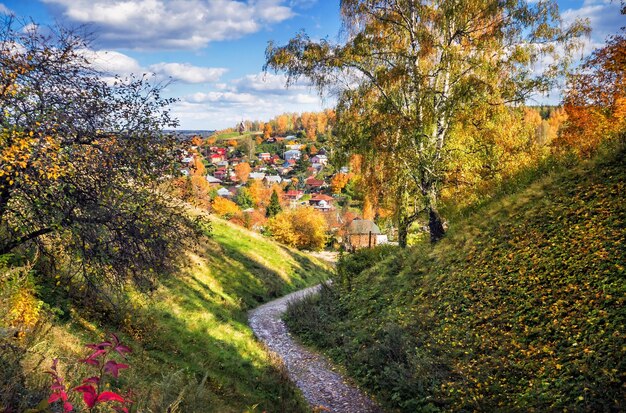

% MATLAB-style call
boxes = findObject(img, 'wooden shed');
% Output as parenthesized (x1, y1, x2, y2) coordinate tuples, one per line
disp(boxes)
(346, 219, 381, 251)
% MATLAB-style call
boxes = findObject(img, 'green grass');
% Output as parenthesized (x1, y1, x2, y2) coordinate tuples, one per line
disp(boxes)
(285, 144, 626, 412)
(3, 215, 331, 412)
(213, 132, 261, 141)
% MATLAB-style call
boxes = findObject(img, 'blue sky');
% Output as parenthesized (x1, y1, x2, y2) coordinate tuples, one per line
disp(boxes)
(1, 0, 622, 129)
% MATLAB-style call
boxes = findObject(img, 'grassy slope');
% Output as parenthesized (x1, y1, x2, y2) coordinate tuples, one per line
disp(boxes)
(286, 145, 625, 412)
(27, 216, 331, 412)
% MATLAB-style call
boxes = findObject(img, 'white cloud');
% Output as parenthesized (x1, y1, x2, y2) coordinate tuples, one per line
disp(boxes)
(81, 49, 143, 76)
(41, 0, 297, 49)
(79, 50, 226, 85)
(233, 71, 312, 94)
(175, 70, 330, 129)
(187, 91, 259, 105)
(148, 63, 227, 83)
(0, 3, 12, 15)
(561, 0, 623, 46)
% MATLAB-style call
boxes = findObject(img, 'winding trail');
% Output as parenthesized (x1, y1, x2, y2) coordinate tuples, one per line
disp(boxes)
(249, 284, 382, 413)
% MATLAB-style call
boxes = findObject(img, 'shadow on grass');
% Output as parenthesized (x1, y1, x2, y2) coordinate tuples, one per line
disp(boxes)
(130, 284, 309, 412)
(194, 236, 330, 310)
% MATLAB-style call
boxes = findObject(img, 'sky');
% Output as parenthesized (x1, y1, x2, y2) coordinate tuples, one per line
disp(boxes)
(1, 0, 623, 130)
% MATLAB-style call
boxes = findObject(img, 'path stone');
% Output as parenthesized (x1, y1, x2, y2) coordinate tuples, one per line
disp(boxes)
(249, 285, 383, 413)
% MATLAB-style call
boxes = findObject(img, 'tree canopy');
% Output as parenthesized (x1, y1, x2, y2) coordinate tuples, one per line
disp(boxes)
(0, 18, 199, 297)
(266, 0, 588, 246)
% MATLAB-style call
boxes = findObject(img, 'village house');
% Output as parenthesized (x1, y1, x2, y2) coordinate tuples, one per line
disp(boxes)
(209, 153, 224, 164)
(346, 219, 382, 250)
(271, 154, 282, 165)
(305, 176, 325, 191)
(216, 187, 232, 198)
(264, 175, 282, 186)
(258, 152, 271, 162)
(311, 154, 328, 165)
(206, 175, 223, 186)
(284, 190, 304, 201)
(284, 149, 302, 161)
(309, 194, 334, 211)
(249, 172, 266, 180)
(214, 167, 228, 180)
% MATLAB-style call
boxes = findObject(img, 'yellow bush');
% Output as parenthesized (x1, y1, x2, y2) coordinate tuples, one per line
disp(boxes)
(267, 207, 328, 251)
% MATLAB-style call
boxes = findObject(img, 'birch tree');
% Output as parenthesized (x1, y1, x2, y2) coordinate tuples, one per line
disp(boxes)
(265, 0, 587, 246)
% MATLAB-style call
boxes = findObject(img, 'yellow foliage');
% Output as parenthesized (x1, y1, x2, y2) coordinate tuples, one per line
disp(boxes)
(212, 196, 240, 218)
(267, 207, 328, 250)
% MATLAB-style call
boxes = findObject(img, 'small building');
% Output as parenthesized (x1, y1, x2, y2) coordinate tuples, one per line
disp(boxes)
(216, 187, 232, 198)
(214, 167, 228, 180)
(284, 190, 304, 201)
(284, 149, 302, 161)
(209, 153, 224, 164)
(311, 154, 328, 165)
(206, 175, 223, 185)
(258, 152, 271, 161)
(305, 177, 325, 191)
(271, 154, 282, 165)
(264, 175, 282, 186)
(249, 172, 266, 180)
(309, 193, 334, 211)
(346, 219, 382, 250)
(217, 160, 229, 168)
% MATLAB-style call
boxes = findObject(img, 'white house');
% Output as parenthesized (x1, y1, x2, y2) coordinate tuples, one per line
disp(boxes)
(206, 175, 222, 184)
(264, 175, 282, 185)
(249, 172, 266, 180)
(216, 188, 232, 198)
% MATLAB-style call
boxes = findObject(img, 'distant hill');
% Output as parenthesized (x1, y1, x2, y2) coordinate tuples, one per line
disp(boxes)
(285, 143, 626, 412)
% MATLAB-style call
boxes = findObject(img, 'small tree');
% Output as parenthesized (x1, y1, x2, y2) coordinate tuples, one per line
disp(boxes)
(234, 162, 252, 183)
(235, 187, 254, 209)
(267, 207, 328, 250)
(266, 0, 588, 245)
(0, 18, 198, 297)
(266, 190, 282, 218)
(559, 33, 626, 156)
(212, 196, 240, 219)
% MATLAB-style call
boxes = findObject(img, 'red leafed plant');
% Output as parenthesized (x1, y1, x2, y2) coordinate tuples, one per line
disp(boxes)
(44, 334, 134, 413)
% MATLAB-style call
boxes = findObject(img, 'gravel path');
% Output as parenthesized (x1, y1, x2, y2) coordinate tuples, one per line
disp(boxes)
(249, 284, 383, 413)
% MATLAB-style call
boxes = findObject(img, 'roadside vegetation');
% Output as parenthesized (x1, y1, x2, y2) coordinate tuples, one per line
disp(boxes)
(285, 140, 625, 411)
(2, 214, 331, 412)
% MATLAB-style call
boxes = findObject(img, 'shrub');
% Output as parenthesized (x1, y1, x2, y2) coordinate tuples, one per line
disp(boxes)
(266, 207, 328, 250)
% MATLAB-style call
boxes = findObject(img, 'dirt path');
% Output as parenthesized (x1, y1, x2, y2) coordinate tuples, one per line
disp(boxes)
(248, 284, 382, 413)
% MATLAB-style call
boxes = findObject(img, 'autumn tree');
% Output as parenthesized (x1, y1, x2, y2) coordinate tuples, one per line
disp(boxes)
(212, 196, 240, 219)
(248, 179, 268, 207)
(234, 162, 252, 183)
(331, 173, 350, 194)
(234, 187, 254, 209)
(0, 18, 199, 295)
(276, 114, 289, 135)
(266, 0, 587, 246)
(263, 122, 273, 139)
(267, 207, 328, 250)
(559, 33, 626, 156)
(266, 190, 282, 218)
(191, 156, 206, 176)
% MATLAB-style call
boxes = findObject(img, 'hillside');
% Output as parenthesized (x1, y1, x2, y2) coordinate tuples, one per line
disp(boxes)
(2, 216, 331, 412)
(285, 144, 625, 412)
